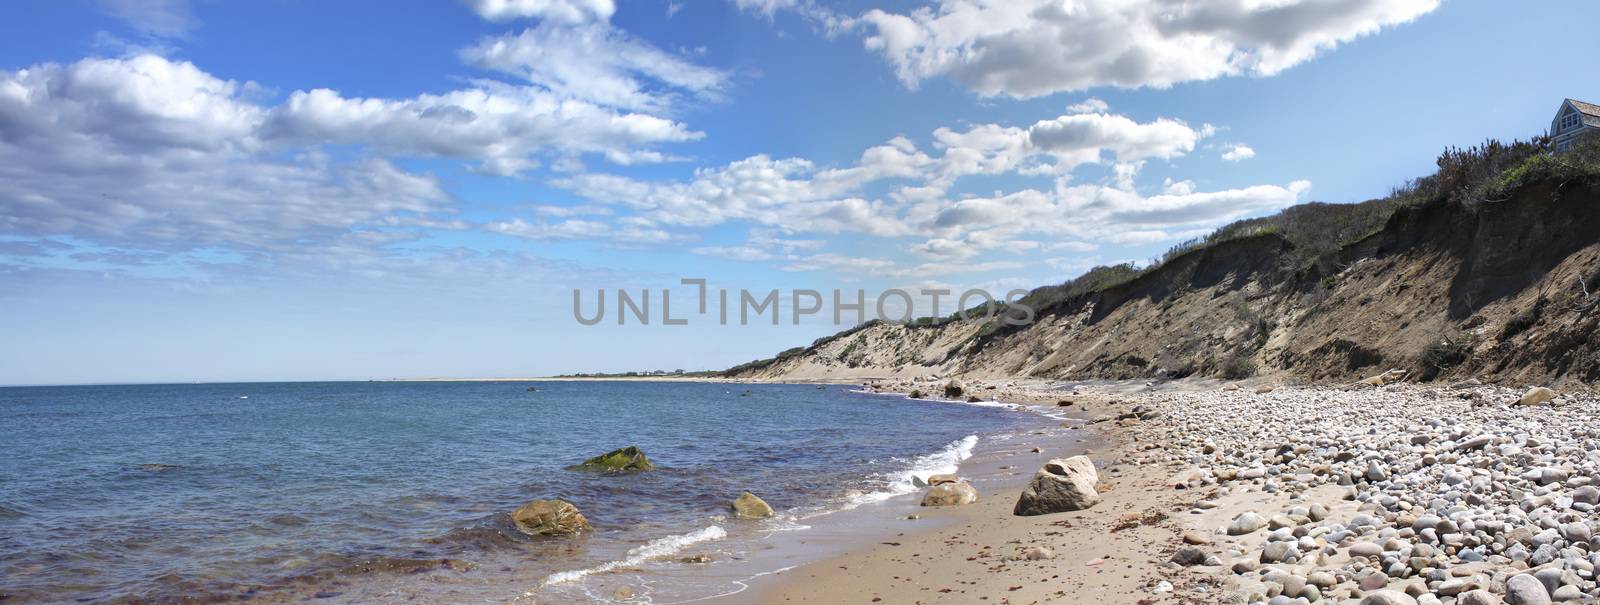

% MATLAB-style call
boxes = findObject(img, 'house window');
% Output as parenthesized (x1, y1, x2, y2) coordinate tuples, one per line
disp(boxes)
(1562, 110, 1582, 132)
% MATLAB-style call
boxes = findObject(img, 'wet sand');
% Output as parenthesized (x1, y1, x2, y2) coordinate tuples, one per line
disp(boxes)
(718, 381, 1197, 605)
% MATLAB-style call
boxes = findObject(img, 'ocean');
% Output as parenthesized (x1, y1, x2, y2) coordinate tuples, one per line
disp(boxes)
(0, 380, 1039, 603)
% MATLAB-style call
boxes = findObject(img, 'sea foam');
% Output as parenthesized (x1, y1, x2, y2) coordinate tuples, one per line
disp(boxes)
(540, 525, 728, 587)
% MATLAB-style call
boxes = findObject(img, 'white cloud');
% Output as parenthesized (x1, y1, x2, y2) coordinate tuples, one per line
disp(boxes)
(551, 102, 1304, 267)
(461, 22, 727, 112)
(1064, 98, 1109, 114)
(464, 0, 615, 23)
(734, 0, 803, 18)
(860, 0, 1440, 98)
(1222, 144, 1257, 161)
(929, 109, 1208, 182)
(262, 81, 700, 176)
(0, 55, 452, 249)
(99, 0, 195, 39)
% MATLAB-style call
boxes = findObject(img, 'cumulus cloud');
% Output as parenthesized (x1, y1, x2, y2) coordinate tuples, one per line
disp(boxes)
(928, 109, 1208, 184)
(464, 0, 615, 23)
(0, 53, 702, 256)
(0, 55, 450, 249)
(553, 105, 1310, 264)
(261, 82, 700, 176)
(1064, 98, 1109, 114)
(461, 21, 727, 112)
(860, 0, 1440, 98)
(1222, 144, 1257, 161)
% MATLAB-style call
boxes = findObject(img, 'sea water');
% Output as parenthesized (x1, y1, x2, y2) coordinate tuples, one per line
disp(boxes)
(0, 381, 1035, 603)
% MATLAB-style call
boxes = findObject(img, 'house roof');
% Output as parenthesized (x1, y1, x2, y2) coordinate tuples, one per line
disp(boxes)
(1569, 98, 1600, 118)
(1562, 98, 1600, 130)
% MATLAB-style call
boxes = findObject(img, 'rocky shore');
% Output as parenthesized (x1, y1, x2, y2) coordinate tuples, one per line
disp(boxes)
(1129, 382, 1600, 605)
(746, 378, 1600, 605)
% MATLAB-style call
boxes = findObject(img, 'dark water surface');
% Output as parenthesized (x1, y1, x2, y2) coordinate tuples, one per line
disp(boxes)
(0, 381, 1033, 603)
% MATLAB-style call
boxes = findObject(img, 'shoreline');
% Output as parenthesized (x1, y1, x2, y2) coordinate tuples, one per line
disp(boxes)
(726, 379, 1187, 604)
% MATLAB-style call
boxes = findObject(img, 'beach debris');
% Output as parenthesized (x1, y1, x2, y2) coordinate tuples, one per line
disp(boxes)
(511, 499, 590, 536)
(1013, 456, 1100, 516)
(920, 481, 979, 507)
(730, 492, 774, 519)
(570, 446, 654, 472)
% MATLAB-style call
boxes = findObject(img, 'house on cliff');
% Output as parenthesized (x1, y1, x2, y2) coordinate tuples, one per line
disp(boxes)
(1552, 98, 1600, 151)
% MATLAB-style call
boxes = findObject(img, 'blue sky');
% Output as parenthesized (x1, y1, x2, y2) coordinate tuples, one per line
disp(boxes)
(2, 0, 1596, 385)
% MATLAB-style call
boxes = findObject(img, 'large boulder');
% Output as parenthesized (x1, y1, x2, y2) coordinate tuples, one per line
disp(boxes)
(943, 380, 966, 398)
(921, 481, 979, 506)
(1505, 574, 1552, 605)
(1518, 387, 1556, 406)
(511, 499, 590, 536)
(1360, 369, 1408, 386)
(731, 492, 774, 519)
(1013, 456, 1100, 516)
(571, 446, 654, 472)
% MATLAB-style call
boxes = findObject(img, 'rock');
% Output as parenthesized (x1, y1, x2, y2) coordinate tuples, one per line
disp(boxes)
(614, 586, 635, 600)
(731, 492, 774, 519)
(1458, 590, 1503, 605)
(1171, 546, 1208, 566)
(1228, 511, 1269, 535)
(1518, 387, 1556, 406)
(572, 446, 654, 472)
(1255, 386, 1276, 394)
(1361, 590, 1418, 605)
(511, 499, 591, 536)
(1013, 456, 1100, 515)
(1572, 485, 1600, 505)
(1182, 531, 1212, 545)
(1361, 369, 1408, 386)
(1350, 544, 1388, 556)
(1359, 571, 1389, 591)
(943, 380, 965, 398)
(921, 481, 979, 507)
(1022, 546, 1054, 560)
(678, 554, 713, 563)
(1505, 573, 1552, 605)
(908, 389, 925, 399)
(1260, 541, 1297, 563)
(1549, 585, 1582, 601)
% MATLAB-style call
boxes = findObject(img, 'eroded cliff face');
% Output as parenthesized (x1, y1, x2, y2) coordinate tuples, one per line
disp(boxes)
(728, 180, 1600, 387)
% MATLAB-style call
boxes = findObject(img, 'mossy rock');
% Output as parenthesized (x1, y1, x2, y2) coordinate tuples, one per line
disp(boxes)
(511, 498, 590, 536)
(731, 492, 775, 519)
(571, 446, 654, 472)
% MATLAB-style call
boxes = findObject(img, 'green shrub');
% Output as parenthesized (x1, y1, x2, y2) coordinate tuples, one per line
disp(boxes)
(1422, 336, 1470, 370)
(1502, 299, 1544, 339)
(1219, 354, 1257, 379)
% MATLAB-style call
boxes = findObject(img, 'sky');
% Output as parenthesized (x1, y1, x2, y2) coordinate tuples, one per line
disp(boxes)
(1, 0, 1597, 385)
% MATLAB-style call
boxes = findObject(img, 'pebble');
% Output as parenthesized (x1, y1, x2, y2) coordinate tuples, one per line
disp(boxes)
(1116, 384, 1600, 605)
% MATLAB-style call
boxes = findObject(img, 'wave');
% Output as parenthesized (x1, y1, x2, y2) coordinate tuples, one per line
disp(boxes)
(839, 434, 978, 509)
(538, 525, 728, 588)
